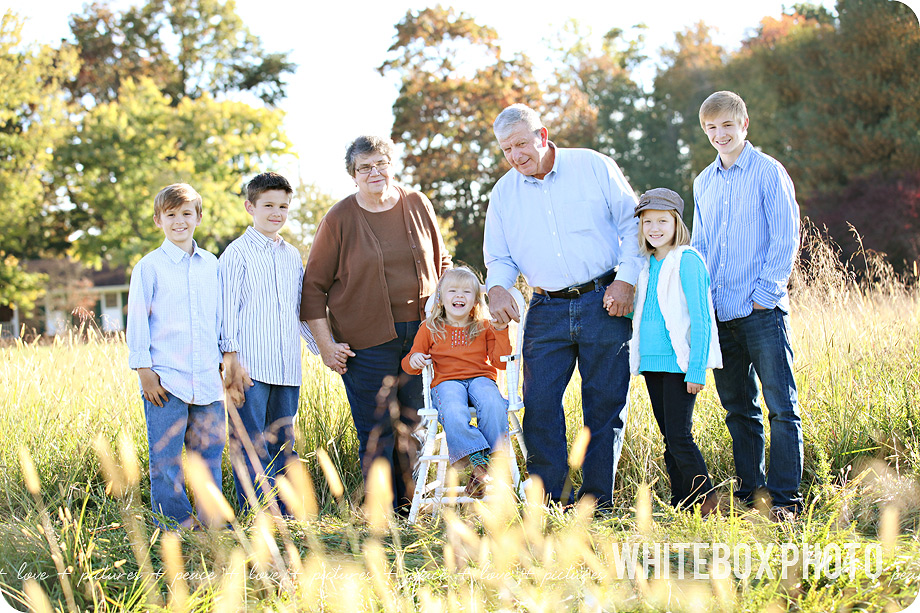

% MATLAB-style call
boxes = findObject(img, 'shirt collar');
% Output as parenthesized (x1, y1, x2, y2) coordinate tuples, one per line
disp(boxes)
(522, 141, 559, 185)
(160, 238, 198, 263)
(244, 225, 284, 249)
(714, 140, 753, 173)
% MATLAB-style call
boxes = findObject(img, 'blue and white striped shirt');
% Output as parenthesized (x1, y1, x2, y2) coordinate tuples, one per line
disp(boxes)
(126, 238, 223, 405)
(691, 142, 800, 321)
(219, 226, 318, 387)
(484, 145, 642, 291)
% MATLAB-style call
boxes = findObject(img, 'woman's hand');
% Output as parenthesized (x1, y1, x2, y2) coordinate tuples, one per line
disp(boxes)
(307, 318, 355, 375)
(687, 382, 704, 395)
(408, 352, 431, 371)
(320, 342, 355, 375)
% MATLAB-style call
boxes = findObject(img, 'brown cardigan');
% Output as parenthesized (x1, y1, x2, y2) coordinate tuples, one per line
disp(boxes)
(301, 185, 451, 350)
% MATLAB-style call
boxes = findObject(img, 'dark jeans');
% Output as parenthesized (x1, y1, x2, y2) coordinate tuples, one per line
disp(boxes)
(228, 381, 300, 515)
(341, 321, 422, 508)
(642, 372, 713, 508)
(714, 307, 803, 510)
(522, 285, 632, 506)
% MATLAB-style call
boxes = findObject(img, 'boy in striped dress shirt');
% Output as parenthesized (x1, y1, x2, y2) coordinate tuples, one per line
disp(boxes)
(691, 90, 803, 520)
(220, 172, 318, 516)
(126, 183, 225, 529)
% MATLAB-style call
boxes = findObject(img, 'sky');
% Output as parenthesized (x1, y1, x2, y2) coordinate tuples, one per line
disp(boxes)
(7, 0, 917, 198)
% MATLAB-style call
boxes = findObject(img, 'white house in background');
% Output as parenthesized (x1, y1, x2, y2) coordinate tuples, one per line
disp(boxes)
(4, 260, 130, 338)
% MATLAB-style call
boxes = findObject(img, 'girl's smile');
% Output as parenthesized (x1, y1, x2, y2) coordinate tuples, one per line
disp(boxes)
(641, 210, 677, 257)
(442, 284, 476, 325)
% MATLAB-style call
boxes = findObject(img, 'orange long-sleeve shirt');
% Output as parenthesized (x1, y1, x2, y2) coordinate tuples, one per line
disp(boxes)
(401, 321, 511, 388)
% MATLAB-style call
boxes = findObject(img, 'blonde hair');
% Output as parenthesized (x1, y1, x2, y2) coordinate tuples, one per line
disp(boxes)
(638, 209, 691, 256)
(154, 183, 202, 219)
(426, 267, 488, 343)
(699, 90, 748, 129)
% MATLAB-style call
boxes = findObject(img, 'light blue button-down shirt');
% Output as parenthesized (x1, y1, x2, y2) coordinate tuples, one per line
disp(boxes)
(484, 145, 642, 291)
(126, 238, 223, 405)
(219, 226, 318, 387)
(691, 142, 800, 321)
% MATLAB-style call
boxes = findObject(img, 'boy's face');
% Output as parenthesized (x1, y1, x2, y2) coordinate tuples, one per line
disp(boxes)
(703, 112, 749, 164)
(154, 202, 201, 247)
(246, 189, 290, 239)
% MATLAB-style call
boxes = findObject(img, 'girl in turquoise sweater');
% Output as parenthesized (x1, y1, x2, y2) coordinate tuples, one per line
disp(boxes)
(622, 188, 722, 516)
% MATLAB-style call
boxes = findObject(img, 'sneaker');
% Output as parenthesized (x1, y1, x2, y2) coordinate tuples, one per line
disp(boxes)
(465, 465, 491, 499)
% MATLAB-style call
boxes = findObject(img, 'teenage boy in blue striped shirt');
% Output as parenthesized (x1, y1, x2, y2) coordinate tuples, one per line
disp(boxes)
(220, 171, 318, 516)
(126, 183, 225, 529)
(691, 90, 803, 520)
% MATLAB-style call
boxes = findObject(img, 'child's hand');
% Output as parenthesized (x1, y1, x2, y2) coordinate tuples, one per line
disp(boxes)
(687, 382, 704, 395)
(491, 319, 508, 331)
(408, 352, 431, 370)
(222, 352, 253, 408)
(138, 368, 168, 407)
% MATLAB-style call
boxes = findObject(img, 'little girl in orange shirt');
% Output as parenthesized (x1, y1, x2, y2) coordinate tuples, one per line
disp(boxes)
(401, 267, 511, 497)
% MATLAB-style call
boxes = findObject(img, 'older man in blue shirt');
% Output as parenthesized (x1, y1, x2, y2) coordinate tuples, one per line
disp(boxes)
(484, 103, 642, 507)
(692, 90, 803, 520)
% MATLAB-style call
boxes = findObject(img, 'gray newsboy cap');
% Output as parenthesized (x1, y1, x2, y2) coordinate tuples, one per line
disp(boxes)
(634, 187, 684, 217)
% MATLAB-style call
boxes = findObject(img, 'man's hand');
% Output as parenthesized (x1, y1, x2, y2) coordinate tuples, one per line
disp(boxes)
(222, 352, 253, 408)
(138, 368, 168, 408)
(602, 280, 635, 317)
(318, 341, 355, 375)
(487, 286, 520, 326)
(687, 382, 704, 395)
(407, 352, 431, 371)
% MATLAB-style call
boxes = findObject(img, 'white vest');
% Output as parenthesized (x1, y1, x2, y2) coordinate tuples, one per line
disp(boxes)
(629, 245, 723, 376)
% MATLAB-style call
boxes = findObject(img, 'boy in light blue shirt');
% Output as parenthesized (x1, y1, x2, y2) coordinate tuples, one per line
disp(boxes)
(126, 183, 225, 529)
(691, 90, 803, 520)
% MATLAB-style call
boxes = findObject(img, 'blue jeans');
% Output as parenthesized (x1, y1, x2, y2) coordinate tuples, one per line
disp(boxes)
(522, 285, 632, 506)
(714, 307, 803, 510)
(432, 376, 509, 465)
(341, 321, 422, 508)
(228, 380, 300, 515)
(643, 372, 713, 508)
(143, 392, 225, 528)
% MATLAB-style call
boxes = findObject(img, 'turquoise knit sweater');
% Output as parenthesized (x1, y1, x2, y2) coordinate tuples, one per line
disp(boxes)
(638, 249, 712, 384)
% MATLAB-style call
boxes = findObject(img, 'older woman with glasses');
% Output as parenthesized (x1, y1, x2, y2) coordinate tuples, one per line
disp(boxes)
(301, 135, 451, 512)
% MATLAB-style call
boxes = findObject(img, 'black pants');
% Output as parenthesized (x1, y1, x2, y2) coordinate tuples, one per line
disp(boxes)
(643, 372, 713, 508)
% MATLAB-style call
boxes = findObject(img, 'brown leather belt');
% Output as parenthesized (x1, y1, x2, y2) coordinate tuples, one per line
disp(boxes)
(533, 270, 617, 299)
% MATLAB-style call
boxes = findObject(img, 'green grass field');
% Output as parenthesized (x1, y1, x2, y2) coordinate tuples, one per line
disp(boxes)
(1, 225, 919, 611)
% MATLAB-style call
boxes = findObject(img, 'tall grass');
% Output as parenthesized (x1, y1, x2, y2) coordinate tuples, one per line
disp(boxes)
(1, 221, 918, 611)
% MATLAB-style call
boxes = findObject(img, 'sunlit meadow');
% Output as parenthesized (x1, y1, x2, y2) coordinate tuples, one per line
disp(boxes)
(1, 222, 919, 612)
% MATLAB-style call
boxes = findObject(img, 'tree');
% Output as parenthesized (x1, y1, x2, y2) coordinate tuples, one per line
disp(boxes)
(284, 181, 339, 261)
(55, 77, 290, 267)
(380, 6, 544, 268)
(53, 0, 297, 268)
(67, 0, 296, 106)
(0, 12, 78, 311)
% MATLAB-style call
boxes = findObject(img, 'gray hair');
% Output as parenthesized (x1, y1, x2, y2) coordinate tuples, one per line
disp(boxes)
(345, 135, 396, 177)
(493, 104, 543, 140)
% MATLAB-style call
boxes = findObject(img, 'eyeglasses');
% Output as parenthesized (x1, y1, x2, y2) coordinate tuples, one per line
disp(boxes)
(355, 161, 390, 175)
